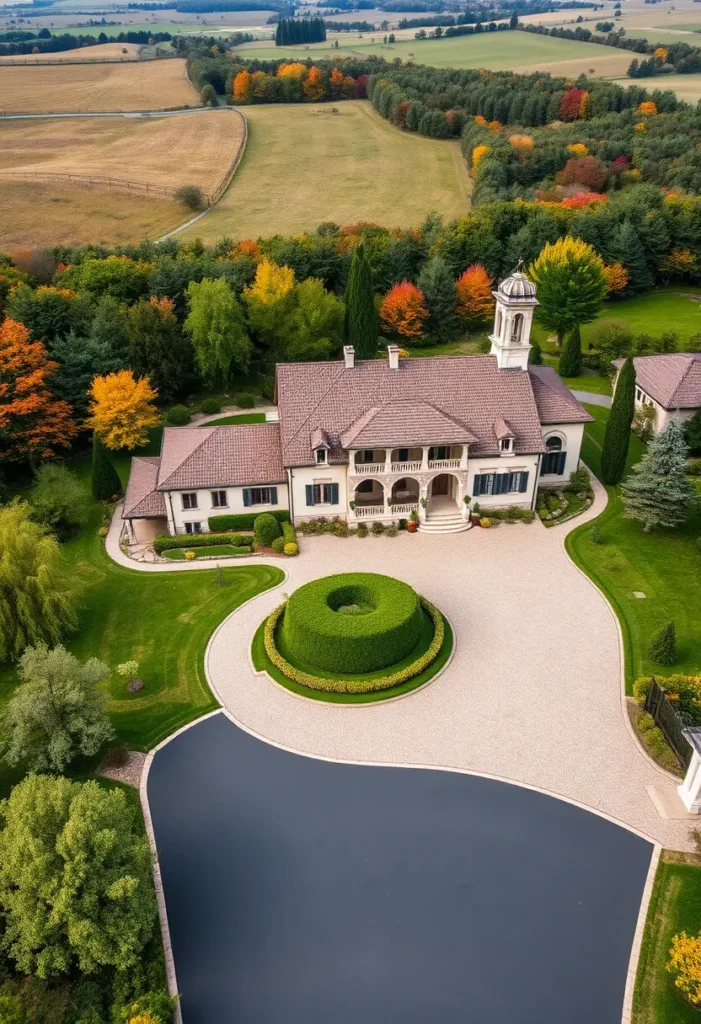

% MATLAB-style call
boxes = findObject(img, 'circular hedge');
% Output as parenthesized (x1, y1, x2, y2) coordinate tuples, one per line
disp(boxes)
(281, 573, 423, 674)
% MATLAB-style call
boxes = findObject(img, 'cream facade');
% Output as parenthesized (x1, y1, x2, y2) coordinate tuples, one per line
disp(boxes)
(166, 483, 289, 535)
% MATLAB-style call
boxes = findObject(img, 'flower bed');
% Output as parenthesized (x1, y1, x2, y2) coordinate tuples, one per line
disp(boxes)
(153, 531, 252, 554)
(536, 487, 593, 527)
(162, 544, 252, 560)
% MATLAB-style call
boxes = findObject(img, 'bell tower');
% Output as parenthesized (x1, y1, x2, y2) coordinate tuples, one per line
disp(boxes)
(489, 265, 538, 371)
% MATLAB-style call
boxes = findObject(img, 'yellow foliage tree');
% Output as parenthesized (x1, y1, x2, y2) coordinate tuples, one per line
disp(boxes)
(567, 142, 588, 157)
(603, 262, 629, 293)
(232, 69, 252, 104)
(244, 259, 295, 305)
(660, 247, 698, 278)
(638, 101, 657, 115)
(634, 121, 647, 133)
(471, 145, 490, 173)
(509, 134, 534, 153)
(127, 1015, 161, 1024)
(277, 62, 308, 78)
(87, 370, 159, 451)
(668, 932, 701, 1007)
(654, 46, 668, 61)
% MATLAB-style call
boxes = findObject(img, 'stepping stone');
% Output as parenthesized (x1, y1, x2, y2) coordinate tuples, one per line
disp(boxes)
(633, 591, 647, 599)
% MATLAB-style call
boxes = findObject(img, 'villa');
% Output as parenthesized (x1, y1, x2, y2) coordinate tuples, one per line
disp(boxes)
(122, 270, 593, 541)
(613, 352, 701, 433)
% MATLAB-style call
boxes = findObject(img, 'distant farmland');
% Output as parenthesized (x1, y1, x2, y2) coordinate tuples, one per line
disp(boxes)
(0, 42, 142, 63)
(0, 58, 198, 113)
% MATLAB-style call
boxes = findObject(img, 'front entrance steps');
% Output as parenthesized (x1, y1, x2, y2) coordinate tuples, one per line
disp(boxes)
(419, 508, 471, 534)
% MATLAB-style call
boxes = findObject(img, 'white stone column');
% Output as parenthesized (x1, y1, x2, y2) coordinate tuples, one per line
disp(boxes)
(421, 447, 429, 471)
(385, 448, 391, 472)
(679, 750, 701, 813)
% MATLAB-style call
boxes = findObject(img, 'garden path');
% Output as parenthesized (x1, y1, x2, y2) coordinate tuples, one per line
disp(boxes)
(572, 389, 612, 408)
(106, 481, 693, 849)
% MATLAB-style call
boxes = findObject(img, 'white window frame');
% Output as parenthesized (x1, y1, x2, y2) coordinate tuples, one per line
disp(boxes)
(182, 492, 198, 510)
(313, 482, 335, 505)
(500, 438, 512, 453)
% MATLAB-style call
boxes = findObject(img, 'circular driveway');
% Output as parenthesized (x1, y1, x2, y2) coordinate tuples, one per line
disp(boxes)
(148, 713, 652, 1024)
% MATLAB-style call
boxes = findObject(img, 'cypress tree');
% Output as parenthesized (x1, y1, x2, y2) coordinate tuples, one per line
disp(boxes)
(417, 255, 456, 342)
(91, 433, 121, 501)
(620, 419, 696, 531)
(559, 324, 582, 377)
(344, 241, 378, 359)
(601, 355, 635, 485)
(649, 621, 676, 666)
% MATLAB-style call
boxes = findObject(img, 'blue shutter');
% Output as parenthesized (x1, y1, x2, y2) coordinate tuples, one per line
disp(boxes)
(243, 488, 251, 507)
(270, 487, 278, 505)
(305, 484, 315, 506)
(473, 475, 481, 496)
(557, 452, 567, 475)
(519, 471, 529, 493)
(330, 483, 339, 505)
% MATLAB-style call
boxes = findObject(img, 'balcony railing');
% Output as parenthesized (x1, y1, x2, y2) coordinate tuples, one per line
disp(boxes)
(353, 504, 385, 518)
(428, 458, 461, 470)
(390, 502, 419, 515)
(390, 461, 422, 474)
(353, 462, 385, 474)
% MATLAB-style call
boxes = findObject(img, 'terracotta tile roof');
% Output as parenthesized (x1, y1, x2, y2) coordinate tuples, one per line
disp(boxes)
(122, 457, 166, 519)
(493, 417, 514, 439)
(529, 366, 594, 424)
(341, 401, 477, 449)
(613, 354, 701, 410)
(276, 355, 552, 465)
(156, 424, 286, 490)
(311, 426, 331, 449)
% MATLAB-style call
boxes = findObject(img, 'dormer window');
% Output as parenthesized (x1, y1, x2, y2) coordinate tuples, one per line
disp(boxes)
(316, 448, 327, 465)
(500, 438, 512, 453)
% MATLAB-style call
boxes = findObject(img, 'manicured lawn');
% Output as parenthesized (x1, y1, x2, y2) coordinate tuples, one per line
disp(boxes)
(251, 612, 453, 704)
(560, 374, 612, 396)
(201, 412, 266, 425)
(162, 544, 252, 559)
(634, 856, 701, 1024)
(566, 404, 701, 691)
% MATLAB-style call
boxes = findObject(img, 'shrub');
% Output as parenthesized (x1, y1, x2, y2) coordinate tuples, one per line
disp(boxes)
(254, 513, 282, 546)
(590, 523, 602, 544)
(0, 985, 25, 1024)
(479, 506, 535, 524)
(116, 990, 176, 1024)
(386, 523, 398, 536)
(649, 621, 676, 666)
(153, 531, 251, 554)
(284, 542, 298, 556)
(633, 675, 652, 705)
(264, 595, 445, 694)
(29, 464, 90, 539)
(185, 551, 196, 559)
(282, 521, 297, 544)
(371, 520, 385, 535)
(356, 523, 368, 537)
(208, 510, 289, 532)
(175, 185, 205, 211)
(480, 517, 492, 528)
(234, 392, 256, 408)
(271, 536, 285, 553)
(568, 465, 591, 492)
(281, 573, 423, 674)
(668, 932, 701, 1007)
(166, 404, 191, 426)
(199, 397, 222, 414)
(200, 83, 217, 106)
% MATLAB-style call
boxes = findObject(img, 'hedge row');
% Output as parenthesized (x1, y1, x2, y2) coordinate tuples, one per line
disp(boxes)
(153, 531, 252, 554)
(281, 572, 422, 674)
(264, 597, 445, 694)
(208, 510, 289, 532)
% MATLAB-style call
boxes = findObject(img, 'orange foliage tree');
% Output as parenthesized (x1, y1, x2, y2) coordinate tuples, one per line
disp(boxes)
(603, 261, 629, 293)
(660, 248, 698, 279)
(232, 69, 252, 104)
(329, 67, 345, 97)
(0, 318, 77, 464)
(87, 370, 159, 451)
(471, 144, 490, 173)
(654, 46, 668, 62)
(380, 282, 428, 338)
(559, 88, 589, 121)
(456, 264, 494, 322)
(638, 100, 658, 114)
(303, 66, 325, 101)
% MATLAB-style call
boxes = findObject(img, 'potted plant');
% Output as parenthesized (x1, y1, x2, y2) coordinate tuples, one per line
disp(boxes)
(349, 500, 356, 510)
(407, 509, 418, 533)
(471, 501, 482, 525)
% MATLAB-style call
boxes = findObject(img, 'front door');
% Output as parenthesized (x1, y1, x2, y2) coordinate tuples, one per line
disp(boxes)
(432, 474, 449, 496)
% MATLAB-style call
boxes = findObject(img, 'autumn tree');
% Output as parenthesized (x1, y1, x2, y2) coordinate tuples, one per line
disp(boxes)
(556, 155, 607, 191)
(87, 370, 159, 451)
(456, 264, 494, 323)
(529, 237, 607, 346)
(380, 281, 428, 338)
(0, 318, 77, 465)
(603, 261, 629, 294)
(126, 296, 192, 401)
(184, 277, 252, 387)
(329, 66, 345, 98)
(232, 68, 252, 103)
(0, 501, 82, 663)
(303, 65, 325, 101)
(559, 87, 589, 121)
(243, 260, 296, 353)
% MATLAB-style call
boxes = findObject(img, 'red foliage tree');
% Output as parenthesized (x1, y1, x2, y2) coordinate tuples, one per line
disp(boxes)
(380, 282, 428, 338)
(394, 100, 411, 129)
(0, 318, 77, 464)
(559, 87, 588, 121)
(355, 74, 368, 98)
(556, 155, 607, 191)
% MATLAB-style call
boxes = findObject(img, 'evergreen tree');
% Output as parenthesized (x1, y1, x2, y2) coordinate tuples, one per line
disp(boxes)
(91, 433, 121, 501)
(125, 297, 192, 401)
(343, 241, 377, 359)
(417, 255, 456, 342)
(649, 621, 676, 666)
(612, 221, 654, 293)
(51, 329, 124, 420)
(529, 338, 543, 365)
(601, 355, 636, 485)
(621, 418, 696, 530)
(559, 324, 582, 377)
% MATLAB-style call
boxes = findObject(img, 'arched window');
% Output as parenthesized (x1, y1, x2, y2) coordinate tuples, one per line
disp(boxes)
(511, 313, 523, 344)
(541, 435, 566, 476)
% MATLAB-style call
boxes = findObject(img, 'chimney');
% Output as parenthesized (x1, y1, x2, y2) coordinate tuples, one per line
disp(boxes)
(387, 344, 400, 370)
(343, 345, 355, 369)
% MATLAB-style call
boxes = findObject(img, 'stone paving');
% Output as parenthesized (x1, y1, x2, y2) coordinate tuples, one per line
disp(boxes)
(106, 475, 693, 850)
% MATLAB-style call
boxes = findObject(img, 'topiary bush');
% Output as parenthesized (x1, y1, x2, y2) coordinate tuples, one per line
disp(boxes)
(199, 397, 222, 414)
(284, 542, 298, 556)
(649, 621, 676, 666)
(282, 521, 297, 544)
(254, 513, 282, 546)
(281, 573, 423, 674)
(271, 536, 285, 553)
(234, 393, 256, 409)
(166, 404, 191, 426)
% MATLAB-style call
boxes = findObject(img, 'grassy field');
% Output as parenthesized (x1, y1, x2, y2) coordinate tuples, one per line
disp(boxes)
(567, 403, 701, 691)
(634, 855, 701, 1024)
(181, 100, 470, 241)
(0, 179, 187, 249)
(0, 111, 243, 195)
(0, 41, 142, 62)
(613, 73, 701, 104)
(0, 57, 197, 113)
